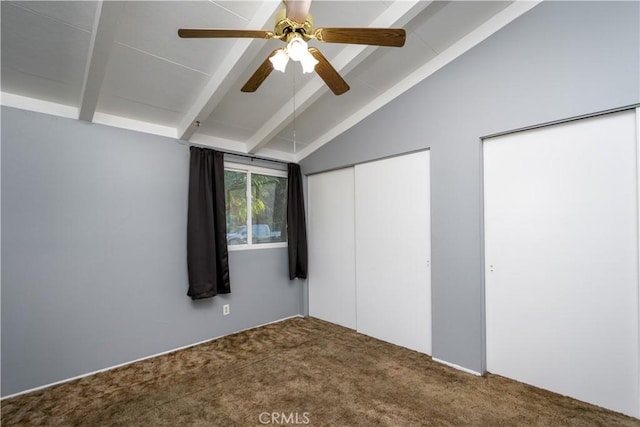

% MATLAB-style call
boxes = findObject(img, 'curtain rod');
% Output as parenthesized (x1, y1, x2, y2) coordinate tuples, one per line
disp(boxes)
(223, 151, 291, 166)
(184, 140, 292, 165)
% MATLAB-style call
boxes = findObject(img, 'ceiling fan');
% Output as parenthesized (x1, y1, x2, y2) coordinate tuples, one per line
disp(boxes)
(178, 0, 406, 95)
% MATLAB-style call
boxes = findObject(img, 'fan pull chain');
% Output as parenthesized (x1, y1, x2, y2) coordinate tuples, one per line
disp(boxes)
(292, 69, 296, 153)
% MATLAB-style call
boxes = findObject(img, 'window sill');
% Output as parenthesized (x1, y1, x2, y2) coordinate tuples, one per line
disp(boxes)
(228, 242, 288, 251)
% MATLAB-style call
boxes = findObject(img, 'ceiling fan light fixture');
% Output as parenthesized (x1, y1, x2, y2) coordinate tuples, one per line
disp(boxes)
(180, 1, 407, 94)
(269, 49, 289, 72)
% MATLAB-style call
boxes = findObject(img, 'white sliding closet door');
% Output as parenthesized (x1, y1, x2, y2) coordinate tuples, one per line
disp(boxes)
(355, 151, 431, 354)
(484, 110, 639, 418)
(308, 168, 356, 329)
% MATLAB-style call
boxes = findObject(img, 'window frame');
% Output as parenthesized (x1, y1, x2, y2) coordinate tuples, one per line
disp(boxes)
(224, 161, 288, 251)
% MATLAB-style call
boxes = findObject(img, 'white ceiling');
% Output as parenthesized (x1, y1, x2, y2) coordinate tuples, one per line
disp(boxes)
(1, 1, 538, 162)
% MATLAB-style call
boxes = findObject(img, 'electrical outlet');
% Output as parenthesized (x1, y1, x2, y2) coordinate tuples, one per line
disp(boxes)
(223, 304, 230, 316)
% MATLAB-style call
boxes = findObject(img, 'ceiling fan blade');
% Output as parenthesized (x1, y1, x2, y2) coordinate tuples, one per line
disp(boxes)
(178, 29, 273, 39)
(313, 27, 406, 47)
(308, 48, 349, 96)
(241, 50, 279, 93)
(285, 0, 312, 23)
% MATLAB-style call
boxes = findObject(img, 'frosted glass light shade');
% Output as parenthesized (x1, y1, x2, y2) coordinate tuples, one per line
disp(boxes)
(269, 49, 289, 72)
(287, 36, 308, 62)
(300, 53, 318, 74)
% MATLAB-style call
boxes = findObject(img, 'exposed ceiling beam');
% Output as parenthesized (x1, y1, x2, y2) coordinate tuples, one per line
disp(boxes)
(245, 0, 431, 155)
(177, 1, 281, 141)
(294, 1, 542, 161)
(78, 1, 124, 122)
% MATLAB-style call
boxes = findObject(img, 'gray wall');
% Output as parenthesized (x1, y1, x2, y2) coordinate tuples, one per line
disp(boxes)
(301, 1, 640, 373)
(1, 106, 302, 396)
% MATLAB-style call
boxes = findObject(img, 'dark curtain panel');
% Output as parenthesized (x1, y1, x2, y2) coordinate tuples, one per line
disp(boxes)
(287, 163, 308, 280)
(187, 147, 231, 299)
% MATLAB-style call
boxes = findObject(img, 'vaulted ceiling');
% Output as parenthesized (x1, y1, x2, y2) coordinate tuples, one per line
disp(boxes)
(1, 1, 538, 162)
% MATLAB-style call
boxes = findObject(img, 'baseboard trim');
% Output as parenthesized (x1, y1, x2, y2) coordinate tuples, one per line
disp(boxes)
(1, 314, 304, 401)
(432, 357, 483, 376)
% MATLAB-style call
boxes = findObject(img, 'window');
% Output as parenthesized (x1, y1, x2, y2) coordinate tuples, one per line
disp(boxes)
(224, 163, 287, 249)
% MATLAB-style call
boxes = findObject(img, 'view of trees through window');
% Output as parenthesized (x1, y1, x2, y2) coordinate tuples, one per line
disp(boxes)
(224, 168, 287, 246)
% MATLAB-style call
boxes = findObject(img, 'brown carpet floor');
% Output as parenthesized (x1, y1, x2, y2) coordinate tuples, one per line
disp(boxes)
(1, 316, 638, 426)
